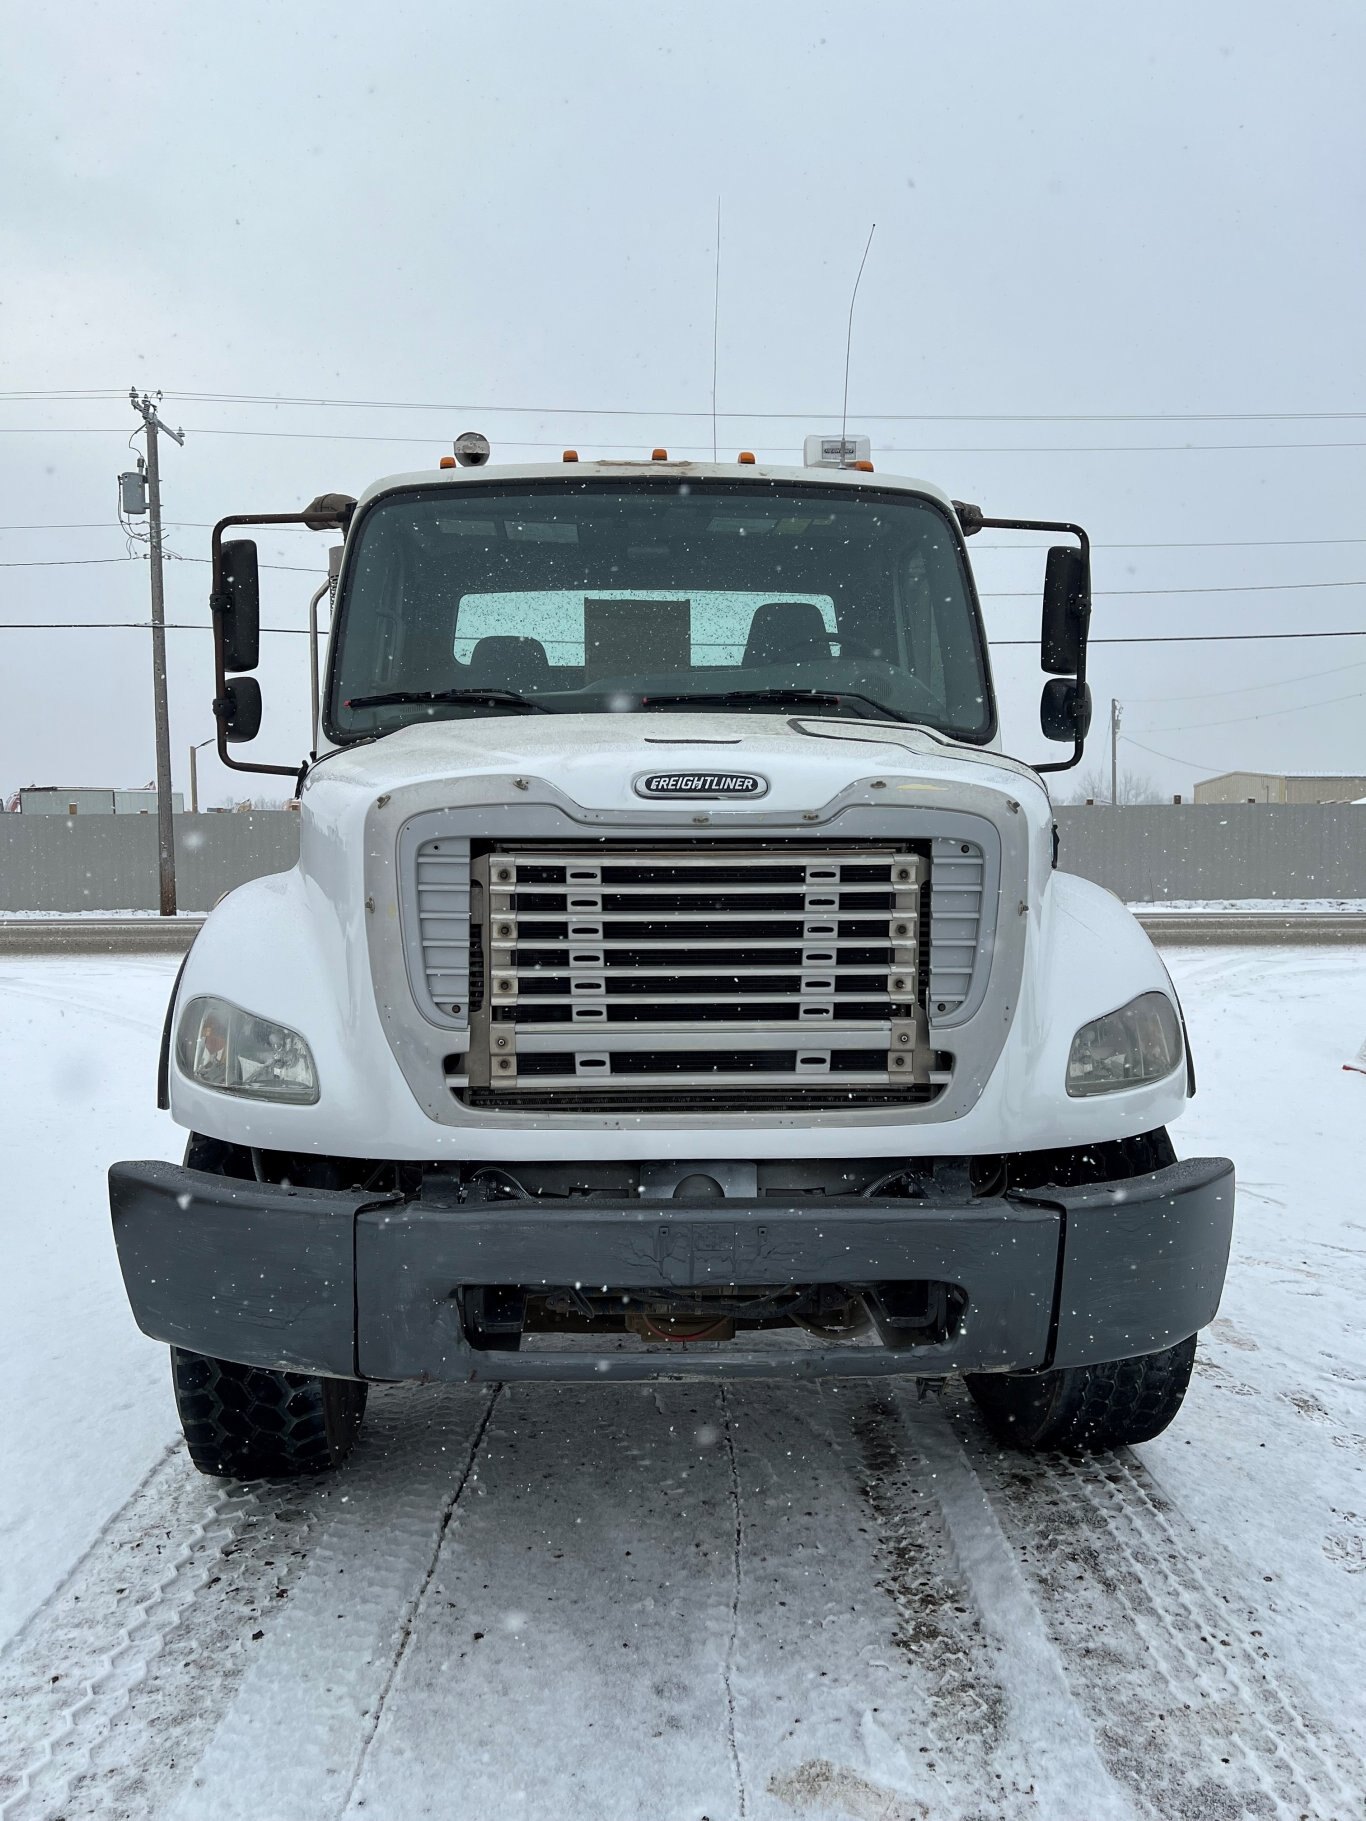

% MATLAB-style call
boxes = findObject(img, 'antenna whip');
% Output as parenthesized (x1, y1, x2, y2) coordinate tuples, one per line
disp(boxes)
(711, 197, 722, 462)
(840, 222, 876, 465)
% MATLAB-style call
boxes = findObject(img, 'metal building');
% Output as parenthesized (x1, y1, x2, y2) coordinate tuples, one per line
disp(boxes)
(1194, 771, 1366, 806)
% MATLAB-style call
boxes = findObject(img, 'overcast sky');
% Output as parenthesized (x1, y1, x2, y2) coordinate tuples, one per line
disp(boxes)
(3, 1, 1363, 806)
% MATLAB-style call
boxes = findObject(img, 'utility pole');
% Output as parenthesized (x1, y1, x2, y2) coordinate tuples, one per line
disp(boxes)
(1110, 698, 1122, 806)
(129, 389, 185, 915)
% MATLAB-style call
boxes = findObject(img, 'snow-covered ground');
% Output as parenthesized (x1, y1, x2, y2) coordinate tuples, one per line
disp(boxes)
(1, 949, 1363, 1820)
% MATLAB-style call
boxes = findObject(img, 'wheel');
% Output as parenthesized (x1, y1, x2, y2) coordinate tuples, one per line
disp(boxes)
(964, 1334, 1197, 1454)
(171, 1347, 368, 1479)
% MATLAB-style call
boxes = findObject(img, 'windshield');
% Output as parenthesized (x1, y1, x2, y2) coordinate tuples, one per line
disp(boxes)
(326, 478, 994, 741)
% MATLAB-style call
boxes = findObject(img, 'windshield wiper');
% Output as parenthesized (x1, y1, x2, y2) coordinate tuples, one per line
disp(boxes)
(344, 687, 552, 714)
(640, 687, 905, 722)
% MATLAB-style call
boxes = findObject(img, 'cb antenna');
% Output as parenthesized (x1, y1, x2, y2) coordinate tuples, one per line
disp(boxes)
(839, 222, 876, 467)
(711, 196, 722, 463)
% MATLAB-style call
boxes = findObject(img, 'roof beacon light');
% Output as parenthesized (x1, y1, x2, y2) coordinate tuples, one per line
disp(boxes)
(453, 430, 491, 468)
(803, 433, 872, 470)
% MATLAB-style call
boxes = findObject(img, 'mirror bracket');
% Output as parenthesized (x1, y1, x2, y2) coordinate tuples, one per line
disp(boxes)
(210, 509, 346, 779)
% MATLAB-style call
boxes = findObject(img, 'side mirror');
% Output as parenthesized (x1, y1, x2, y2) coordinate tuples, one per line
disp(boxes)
(217, 676, 263, 743)
(1041, 545, 1089, 675)
(1041, 677, 1092, 742)
(218, 540, 261, 672)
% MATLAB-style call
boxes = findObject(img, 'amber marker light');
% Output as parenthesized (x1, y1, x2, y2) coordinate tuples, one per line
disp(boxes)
(562, 450, 579, 462)
(737, 451, 756, 464)
(439, 455, 457, 469)
(651, 447, 668, 461)
(852, 459, 875, 472)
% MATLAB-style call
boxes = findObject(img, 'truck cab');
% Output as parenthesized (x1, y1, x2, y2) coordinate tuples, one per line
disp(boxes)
(109, 442, 1235, 1478)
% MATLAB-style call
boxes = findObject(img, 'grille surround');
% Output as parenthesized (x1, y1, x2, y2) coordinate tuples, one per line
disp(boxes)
(379, 789, 1014, 1133)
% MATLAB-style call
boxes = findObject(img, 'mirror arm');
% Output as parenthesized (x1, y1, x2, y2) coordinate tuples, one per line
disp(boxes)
(210, 510, 344, 780)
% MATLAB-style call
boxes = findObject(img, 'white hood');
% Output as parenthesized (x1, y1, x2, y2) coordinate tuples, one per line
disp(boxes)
(302, 711, 1051, 825)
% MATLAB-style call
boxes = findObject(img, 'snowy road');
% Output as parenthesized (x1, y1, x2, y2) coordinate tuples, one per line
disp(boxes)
(1, 951, 1364, 1820)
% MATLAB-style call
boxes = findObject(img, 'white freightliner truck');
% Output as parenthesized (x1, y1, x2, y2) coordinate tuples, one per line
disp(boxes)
(109, 435, 1235, 1478)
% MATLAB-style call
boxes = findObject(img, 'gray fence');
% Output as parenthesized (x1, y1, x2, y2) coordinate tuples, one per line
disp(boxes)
(1, 803, 1363, 913)
(0, 813, 300, 913)
(1054, 804, 1366, 902)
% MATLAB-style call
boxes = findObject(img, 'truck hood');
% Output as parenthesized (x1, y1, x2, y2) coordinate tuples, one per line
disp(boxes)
(303, 712, 1052, 824)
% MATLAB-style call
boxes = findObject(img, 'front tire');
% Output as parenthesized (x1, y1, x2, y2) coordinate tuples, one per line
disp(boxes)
(964, 1334, 1197, 1454)
(171, 1347, 367, 1479)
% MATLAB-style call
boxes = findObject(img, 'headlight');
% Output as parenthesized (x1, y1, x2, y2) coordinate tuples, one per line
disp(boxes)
(175, 996, 319, 1104)
(1066, 991, 1183, 1097)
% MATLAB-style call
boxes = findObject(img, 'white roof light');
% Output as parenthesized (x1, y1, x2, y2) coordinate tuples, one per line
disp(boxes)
(453, 430, 491, 467)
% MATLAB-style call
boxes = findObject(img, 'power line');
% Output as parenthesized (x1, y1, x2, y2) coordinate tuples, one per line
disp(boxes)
(0, 621, 311, 633)
(1120, 733, 1229, 770)
(986, 579, 1366, 598)
(991, 629, 1366, 647)
(1138, 687, 1366, 733)
(10, 385, 1366, 423)
(0, 553, 321, 573)
(3, 424, 1366, 455)
(154, 391, 1366, 425)
(7, 519, 1366, 556)
(0, 554, 138, 568)
(977, 536, 1366, 551)
(1123, 656, 1366, 703)
(6, 623, 1365, 648)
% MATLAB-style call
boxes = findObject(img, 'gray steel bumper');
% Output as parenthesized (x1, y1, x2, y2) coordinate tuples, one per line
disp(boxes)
(108, 1158, 1235, 1384)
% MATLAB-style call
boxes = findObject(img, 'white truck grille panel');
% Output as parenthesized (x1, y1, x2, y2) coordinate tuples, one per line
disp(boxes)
(928, 836, 985, 1018)
(413, 839, 472, 1018)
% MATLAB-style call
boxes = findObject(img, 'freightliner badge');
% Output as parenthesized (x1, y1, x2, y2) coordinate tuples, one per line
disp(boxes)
(633, 772, 770, 799)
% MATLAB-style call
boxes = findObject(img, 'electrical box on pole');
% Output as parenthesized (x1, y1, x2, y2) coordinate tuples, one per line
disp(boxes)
(119, 465, 148, 516)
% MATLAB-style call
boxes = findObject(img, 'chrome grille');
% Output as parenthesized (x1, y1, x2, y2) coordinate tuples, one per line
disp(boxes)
(458, 844, 944, 1110)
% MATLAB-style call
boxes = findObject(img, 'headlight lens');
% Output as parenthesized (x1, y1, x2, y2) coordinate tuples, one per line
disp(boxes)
(175, 996, 319, 1104)
(1066, 991, 1183, 1097)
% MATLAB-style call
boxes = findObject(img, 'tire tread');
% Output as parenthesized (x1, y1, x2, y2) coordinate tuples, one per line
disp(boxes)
(171, 1348, 366, 1479)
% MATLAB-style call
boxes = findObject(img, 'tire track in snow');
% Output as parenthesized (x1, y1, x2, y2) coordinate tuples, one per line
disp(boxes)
(335, 1388, 500, 1811)
(340, 1384, 744, 1821)
(0, 970, 167, 1039)
(889, 1396, 1137, 1821)
(163, 1385, 495, 1821)
(0, 1450, 297, 1821)
(944, 1392, 1366, 1819)
(719, 1383, 749, 1820)
(847, 1393, 1027, 1818)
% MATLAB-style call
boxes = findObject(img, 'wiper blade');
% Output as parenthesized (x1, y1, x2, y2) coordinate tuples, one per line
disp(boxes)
(344, 687, 551, 714)
(640, 687, 904, 722)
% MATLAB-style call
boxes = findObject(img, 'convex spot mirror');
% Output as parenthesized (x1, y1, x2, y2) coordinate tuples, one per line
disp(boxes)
(219, 676, 262, 743)
(1041, 545, 1089, 675)
(1041, 677, 1092, 743)
(218, 539, 260, 672)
